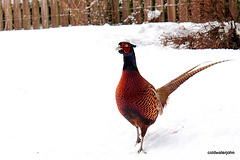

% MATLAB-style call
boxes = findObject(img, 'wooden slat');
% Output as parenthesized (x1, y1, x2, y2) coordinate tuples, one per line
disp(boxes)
(4, 0, 12, 30)
(89, 0, 106, 25)
(22, 0, 31, 30)
(202, 0, 208, 22)
(32, 0, 40, 29)
(0, 0, 3, 31)
(155, 0, 164, 22)
(13, 0, 21, 30)
(89, 0, 99, 25)
(190, 0, 201, 23)
(133, 0, 141, 24)
(122, 0, 129, 24)
(167, 0, 176, 22)
(41, 0, 49, 28)
(69, 0, 78, 26)
(59, 0, 69, 27)
(51, 0, 59, 28)
(144, 0, 152, 22)
(178, 0, 188, 22)
(217, 0, 226, 21)
(112, 0, 120, 24)
(99, 0, 107, 24)
(229, 0, 238, 21)
(78, 0, 88, 25)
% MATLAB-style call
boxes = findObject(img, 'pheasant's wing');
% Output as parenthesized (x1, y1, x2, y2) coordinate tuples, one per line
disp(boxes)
(156, 60, 229, 107)
(135, 85, 162, 121)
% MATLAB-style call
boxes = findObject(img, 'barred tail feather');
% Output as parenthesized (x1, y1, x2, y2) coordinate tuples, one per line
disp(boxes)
(156, 60, 229, 107)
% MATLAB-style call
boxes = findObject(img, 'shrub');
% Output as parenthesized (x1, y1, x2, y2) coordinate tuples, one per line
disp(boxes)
(162, 21, 240, 49)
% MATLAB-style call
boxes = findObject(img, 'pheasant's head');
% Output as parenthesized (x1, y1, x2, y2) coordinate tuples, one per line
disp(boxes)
(116, 42, 138, 71)
(116, 42, 136, 56)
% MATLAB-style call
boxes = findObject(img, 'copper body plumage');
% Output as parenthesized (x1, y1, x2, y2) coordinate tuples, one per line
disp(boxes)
(116, 70, 161, 131)
(115, 42, 228, 153)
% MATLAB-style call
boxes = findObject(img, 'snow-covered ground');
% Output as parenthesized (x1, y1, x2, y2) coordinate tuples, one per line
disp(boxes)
(0, 23, 239, 160)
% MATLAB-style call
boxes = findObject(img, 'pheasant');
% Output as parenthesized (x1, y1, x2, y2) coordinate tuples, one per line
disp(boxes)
(115, 42, 228, 153)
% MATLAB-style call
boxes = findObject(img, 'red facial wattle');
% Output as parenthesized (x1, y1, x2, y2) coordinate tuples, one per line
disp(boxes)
(121, 43, 131, 54)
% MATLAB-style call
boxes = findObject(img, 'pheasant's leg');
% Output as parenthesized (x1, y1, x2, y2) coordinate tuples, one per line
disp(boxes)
(137, 126, 148, 154)
(137, 137, 146, 154)
(136, 127, 141, 144)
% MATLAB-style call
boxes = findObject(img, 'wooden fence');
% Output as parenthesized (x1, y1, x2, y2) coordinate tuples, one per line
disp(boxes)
(0, 0, 239, 31)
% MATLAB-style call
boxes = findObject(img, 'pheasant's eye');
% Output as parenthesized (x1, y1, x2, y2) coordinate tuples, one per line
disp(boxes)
(121, 43, 128, 48)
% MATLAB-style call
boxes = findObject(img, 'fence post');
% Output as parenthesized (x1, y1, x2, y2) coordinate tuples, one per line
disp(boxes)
(155, 0, 164, 22)
(70, 0, 78, 26)
(4, 0, 12, 30)
(13, 0, 21, 30)
(98, 0, 106, 24)
(122, 0, 129, 24)
(190, 0, 201, 23)
(229, 0, 238, 21)
(112, 0, 120, 24)
(41, 0, 49, 28)
(22, 0, 31, 30)
(144, 0, 152, 22)
(32, 0, 40, 29)
(167, 0, 176, 22)
(0, 0, 3, 31)
(78, 0, 88, 25)
(101, 0, 108, 24)
(51, 0, 59, 28)
(133, 0, 141, 24)
(60, 0, 69, 27)
(89, 0, 99, 25)
(217, 0, 226, 21)
(178, 0, 188, 22)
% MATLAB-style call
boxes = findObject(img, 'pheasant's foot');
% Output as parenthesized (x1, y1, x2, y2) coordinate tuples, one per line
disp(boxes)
(137, 147, 146, 154)
(137, 137, 146, 154)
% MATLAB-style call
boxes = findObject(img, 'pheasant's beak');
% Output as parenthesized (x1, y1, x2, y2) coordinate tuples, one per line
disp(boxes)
(116, 45, 122, 51)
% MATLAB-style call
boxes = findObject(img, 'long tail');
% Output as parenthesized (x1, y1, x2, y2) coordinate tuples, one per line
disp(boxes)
(156, 60, 229, 107)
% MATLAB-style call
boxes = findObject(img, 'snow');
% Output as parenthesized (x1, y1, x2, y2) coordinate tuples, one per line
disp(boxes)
(147, 9, 162, 21)
(0, 23, 239, 160)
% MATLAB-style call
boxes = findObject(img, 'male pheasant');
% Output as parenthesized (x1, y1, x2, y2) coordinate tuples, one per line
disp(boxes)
(115, 42, 228, 153)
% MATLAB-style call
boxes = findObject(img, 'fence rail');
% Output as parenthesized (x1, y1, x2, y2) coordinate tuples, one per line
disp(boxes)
(0, 0, 239, 31)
